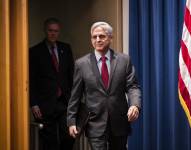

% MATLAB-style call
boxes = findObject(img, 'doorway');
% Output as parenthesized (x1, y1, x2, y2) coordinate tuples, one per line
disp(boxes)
(29, 0, 123, 149)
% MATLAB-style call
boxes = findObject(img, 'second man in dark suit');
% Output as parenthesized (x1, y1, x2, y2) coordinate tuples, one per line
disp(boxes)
(29, 17, 74, 150)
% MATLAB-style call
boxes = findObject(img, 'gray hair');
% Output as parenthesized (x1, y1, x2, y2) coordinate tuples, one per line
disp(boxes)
(44, 17, 61, 30)
(90, 22, 113, 36)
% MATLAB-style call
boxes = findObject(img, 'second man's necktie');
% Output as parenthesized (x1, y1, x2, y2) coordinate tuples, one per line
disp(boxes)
(51, 46, 59, 72)
(51, 46, 62, 97)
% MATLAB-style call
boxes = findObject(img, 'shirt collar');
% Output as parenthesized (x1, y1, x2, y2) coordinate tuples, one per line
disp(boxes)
(45, 40, 57, 50)
(94, 49, 111, 62)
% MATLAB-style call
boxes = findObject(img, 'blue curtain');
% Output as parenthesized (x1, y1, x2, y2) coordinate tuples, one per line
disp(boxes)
(129, 0, 191, 150)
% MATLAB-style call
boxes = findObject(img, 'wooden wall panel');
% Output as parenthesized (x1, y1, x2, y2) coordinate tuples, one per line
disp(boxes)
(0, 0, 11, 149)
(10, 0, 29, 149)
(0, 0, 29, 150)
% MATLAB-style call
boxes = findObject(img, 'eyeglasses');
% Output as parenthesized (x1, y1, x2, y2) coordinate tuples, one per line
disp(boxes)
(91, 34, 108, 41)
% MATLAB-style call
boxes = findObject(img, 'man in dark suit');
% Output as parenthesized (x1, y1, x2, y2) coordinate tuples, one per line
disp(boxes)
(67, 21, 141, 150)
(29, 17, 74, 150)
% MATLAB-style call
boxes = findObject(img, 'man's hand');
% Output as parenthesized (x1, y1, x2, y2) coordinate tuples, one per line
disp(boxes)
(31, 105, 42, 119)
(127, 106, 139, 122)
(69, 125, 78, 138)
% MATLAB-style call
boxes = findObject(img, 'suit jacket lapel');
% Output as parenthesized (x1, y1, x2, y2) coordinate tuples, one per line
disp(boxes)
(90, 53, 106, 91)
(108, 49, 118, 90)
(57, 42, 62, 69)
(56, 42, 65, 72)
(42, 41, 55, 68)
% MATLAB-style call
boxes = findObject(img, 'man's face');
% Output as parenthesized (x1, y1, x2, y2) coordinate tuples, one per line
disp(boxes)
(45, 23, 60, 44)
(91, 27, 112, 53)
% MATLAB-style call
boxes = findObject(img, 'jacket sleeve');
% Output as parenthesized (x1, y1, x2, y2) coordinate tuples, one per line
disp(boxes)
(67, 61, 84, 126)
(125, 56, 141, 109)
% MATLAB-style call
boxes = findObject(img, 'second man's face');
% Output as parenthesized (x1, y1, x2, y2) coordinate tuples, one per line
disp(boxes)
(45, 23, 60, 44)
(91, 27, 112, 54)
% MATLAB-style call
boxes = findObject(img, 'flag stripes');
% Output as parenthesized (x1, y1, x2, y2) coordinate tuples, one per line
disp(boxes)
(181, 41, 191, 77)
(178, 72, 191, 115)
(178, 0, 191, 128)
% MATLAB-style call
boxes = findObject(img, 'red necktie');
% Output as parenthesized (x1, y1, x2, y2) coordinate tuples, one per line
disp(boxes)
(51, 46, 59, 72)
(51, 46, 62, 97)
(101, 56, 109, 88)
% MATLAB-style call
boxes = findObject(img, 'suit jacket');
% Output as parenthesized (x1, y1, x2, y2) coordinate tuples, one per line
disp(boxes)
(67, 49, 141, 137)
(29, 40, 74, 118)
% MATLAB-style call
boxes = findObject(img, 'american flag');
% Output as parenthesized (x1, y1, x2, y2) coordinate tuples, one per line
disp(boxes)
(178, 0, 191, 128)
